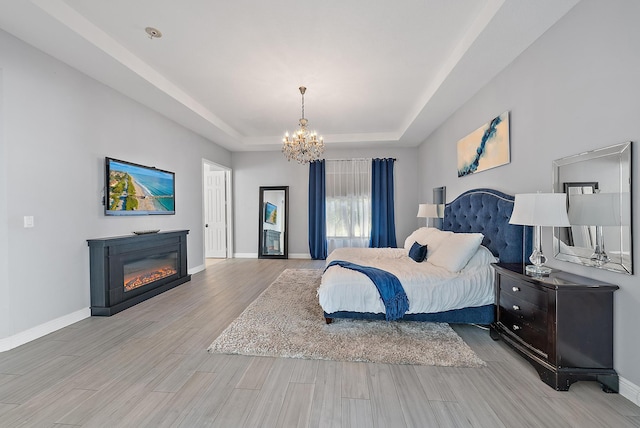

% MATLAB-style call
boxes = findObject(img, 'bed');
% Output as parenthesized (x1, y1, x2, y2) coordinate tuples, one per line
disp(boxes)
(318, 188, 530, 324)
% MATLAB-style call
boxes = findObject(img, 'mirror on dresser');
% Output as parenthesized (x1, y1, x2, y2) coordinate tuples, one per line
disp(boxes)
(552, 142, 632, 274)
(258, 186, 288, 259)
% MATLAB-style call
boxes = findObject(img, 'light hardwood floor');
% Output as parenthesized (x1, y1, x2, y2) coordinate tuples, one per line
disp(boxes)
(0, 258, 638, 427)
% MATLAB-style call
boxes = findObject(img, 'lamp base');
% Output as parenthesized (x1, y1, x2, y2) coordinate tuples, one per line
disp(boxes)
(525, 264, 552, 277)
(590, 250, 609, 267)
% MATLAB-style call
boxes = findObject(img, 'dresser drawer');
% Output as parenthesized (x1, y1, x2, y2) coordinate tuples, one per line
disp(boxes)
(499, 275, 547, 310)
(499, 311, 548, 357)
(499, 292, 547, 329)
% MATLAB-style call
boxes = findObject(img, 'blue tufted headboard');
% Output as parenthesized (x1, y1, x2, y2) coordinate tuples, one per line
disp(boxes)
(441, 188, 531, 264)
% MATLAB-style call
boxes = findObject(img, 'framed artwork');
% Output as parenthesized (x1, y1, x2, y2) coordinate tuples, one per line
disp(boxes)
(264, 202, 277, 224)
(457, 111, 510, 177)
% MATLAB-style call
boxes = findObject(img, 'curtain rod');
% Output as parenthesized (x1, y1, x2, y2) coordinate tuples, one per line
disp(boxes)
(323, 157, 397, 161)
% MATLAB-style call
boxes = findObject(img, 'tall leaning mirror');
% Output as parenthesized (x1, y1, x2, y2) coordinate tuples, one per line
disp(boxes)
(553, 142, 632, 274)
(258, 186, 288, 259)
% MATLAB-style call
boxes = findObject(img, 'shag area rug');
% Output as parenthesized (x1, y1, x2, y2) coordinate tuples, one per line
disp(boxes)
(208, 269, 485, 367)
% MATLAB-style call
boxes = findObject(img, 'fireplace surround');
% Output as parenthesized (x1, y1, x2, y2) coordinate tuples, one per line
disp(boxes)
(87, 230, 191, 316)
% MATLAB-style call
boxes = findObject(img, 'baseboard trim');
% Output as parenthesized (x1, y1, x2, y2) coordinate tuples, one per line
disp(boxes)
(234, 253, 258, 258)
(188, 264, 205, 275)
(289, 253, 311, 259)
(0, 307, 91, 353)
(620, 376, 640, 407)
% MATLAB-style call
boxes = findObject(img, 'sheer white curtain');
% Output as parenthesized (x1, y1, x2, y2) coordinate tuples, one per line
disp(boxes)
(325, 159, 372, 253)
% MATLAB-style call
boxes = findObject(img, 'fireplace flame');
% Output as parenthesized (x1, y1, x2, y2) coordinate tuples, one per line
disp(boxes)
(124, 266, 177, 292)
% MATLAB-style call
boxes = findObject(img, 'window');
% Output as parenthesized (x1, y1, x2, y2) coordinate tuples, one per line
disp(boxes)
(325, 159, 371, 252)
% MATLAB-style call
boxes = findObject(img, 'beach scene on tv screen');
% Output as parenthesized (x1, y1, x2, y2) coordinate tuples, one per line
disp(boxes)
(107, 160, 175, 213)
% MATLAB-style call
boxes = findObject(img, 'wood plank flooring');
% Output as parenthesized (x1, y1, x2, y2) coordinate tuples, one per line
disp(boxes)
(0, 258, 638, 427)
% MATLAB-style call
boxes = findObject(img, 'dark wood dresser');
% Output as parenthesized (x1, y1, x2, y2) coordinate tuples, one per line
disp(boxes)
(490, 263, 619, 392)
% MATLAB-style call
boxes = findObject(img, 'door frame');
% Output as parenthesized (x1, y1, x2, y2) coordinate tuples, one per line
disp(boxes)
(202, 159, 233, 259)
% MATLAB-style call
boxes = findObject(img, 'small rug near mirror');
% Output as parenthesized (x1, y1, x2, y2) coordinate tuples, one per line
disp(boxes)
(207, 269, 486, 367)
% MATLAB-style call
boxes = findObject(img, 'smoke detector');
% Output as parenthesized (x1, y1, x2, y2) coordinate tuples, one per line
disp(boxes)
(145, 27, 162, 39)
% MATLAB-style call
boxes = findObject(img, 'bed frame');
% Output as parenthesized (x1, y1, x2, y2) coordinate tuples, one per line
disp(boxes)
(323, 188, 531, 324)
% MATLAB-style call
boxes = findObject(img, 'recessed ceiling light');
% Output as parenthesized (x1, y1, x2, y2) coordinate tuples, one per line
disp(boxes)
(145, 27, 162, 39)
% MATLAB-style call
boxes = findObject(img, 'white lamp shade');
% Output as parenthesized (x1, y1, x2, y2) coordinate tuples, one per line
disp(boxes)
(417, 203, 443, 218)
(568, 193, 629, 226)
(509, 193, 570, 227)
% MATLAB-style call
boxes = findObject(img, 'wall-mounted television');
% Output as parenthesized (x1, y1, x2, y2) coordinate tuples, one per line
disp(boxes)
(264, 202, 277, 224)
(105, 157, 175, 216)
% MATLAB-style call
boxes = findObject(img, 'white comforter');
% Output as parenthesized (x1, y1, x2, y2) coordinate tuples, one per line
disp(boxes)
(318, 247, 495, 315)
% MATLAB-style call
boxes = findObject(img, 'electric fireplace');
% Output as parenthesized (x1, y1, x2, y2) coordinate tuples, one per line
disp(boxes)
(87, 230, 190, 316)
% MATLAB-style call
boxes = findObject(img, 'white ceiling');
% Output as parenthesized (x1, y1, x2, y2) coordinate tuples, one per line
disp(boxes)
(0, 0, 579, 152)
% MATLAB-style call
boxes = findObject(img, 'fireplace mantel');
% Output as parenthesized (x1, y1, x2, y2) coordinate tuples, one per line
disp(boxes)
(87, 230, 191, 316)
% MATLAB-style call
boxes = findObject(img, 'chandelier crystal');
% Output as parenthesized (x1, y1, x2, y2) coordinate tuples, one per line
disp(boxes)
(282, 86, 325, 164)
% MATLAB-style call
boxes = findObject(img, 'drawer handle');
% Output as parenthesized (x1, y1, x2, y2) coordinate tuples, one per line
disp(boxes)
(512, 286, 520, 292)
(512, 305, 520, 311)
(512, 325, 521, 331)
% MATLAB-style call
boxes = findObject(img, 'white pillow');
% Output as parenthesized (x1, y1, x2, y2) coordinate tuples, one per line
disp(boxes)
(403, 227, 455, 258)
(463, 245, 498, 269)
(422, 228, 454, 258)
(428, 232, 484, 272)
(403, 227, 434, 250)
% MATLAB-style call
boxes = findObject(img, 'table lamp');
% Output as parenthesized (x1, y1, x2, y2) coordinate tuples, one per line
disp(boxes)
(567, 192, 627, 266)
(509, 193, 570, 276)
(417, 203, 443, 227)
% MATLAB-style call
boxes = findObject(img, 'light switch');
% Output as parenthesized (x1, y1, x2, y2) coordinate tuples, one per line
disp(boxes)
(23, 216, 34, 228)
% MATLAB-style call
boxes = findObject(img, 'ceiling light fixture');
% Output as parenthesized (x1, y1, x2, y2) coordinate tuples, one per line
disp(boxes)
(282, 86, 324, 164)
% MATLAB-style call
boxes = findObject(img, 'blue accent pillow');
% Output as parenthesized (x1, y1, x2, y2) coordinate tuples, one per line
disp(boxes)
(409, 241, 428, 262)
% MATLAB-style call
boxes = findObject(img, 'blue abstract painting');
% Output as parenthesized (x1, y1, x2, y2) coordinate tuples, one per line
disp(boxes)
(457, 111, 510, 177)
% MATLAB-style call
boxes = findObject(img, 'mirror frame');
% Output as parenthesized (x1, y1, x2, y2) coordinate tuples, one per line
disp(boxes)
(552, 142, 633, 274)
(258, 186, 289, 259)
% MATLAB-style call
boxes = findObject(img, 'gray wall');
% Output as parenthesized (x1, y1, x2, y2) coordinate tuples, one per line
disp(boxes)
(418, 0, 640, 387)
(232, 147, 420, 257)
(0, 29, 231, 342)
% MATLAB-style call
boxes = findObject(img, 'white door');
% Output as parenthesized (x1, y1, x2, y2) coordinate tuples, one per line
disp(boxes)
(205, 170, 227, 258)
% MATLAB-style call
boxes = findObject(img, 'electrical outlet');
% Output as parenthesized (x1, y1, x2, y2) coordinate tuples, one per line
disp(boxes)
(23, 216, 34, 228)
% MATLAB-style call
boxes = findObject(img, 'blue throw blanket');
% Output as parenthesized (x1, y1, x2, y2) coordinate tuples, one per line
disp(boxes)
(325, 260, 409, 321)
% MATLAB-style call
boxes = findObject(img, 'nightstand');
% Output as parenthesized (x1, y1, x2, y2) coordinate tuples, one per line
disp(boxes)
(490, 263, 619, 392)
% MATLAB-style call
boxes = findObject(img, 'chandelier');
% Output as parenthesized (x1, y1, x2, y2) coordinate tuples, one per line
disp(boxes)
(282, 86, 325, 164)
